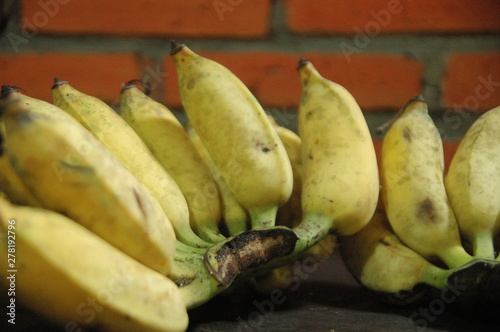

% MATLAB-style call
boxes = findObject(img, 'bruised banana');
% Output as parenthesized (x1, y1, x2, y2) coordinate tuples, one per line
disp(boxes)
(0, 198, 188, 332)
(186, 124, 249, 236)
(446, 106, 500, 259)
(1, 96, 175, 274)
(51, 79, 209, 248)
(293, 58, 379, 256)
(380, 96, 473, 269)
(119, 81, 224, 243)
(340, 203, 452, 305)
(171, 41, 293, 230)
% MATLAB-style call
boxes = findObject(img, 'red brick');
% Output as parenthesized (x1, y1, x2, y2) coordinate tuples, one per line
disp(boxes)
(443, 52, 500, 111)
(22, 0, 271, 38)
(0, 53, 143, 103)
(286, 0, 500, 34)
(164, 51, 423, 111)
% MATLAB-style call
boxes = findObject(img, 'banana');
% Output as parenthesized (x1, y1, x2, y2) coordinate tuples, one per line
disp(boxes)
(119, 81, 224, 243)
(51, 78, 209, 248)
(0, 119, 42, 207)
(186, 123, 249, 236)
(1, 96, 175, 274)
(445, 106, 500, 259)
(0, 198, 188, 332)
(340, 203, 452, 305)
(170, 41, 293, 230)
(293, 58, 379, 255)
(380, 96, 473, 268)
(270, 116, 303, 229)
(0, 87, 43, 207)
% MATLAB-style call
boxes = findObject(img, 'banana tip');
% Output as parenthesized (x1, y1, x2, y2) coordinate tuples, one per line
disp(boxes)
(51, 77, 69, 90)
(170, 40, 186, 55)
(297, 57, 310, 70)
(121, 79, 152, 95)
(411, 94, 426, 103)
(1, 85, 25, 99)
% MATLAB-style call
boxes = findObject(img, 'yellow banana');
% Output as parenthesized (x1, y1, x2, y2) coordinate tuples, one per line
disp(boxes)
(119, 82, 224, 243)
(51, 79, 209, 248)
(293, 58, 379, 254)
(446, 106, 500, 259)
(380, 96, 473, 268)
(270, 117, 303, 229)
(170, 41, 293, 230)
(0, 119, 42, 207)
(2, 97, 175, 274)
(340, 203, 452, 305)
(0, 198, 188, 332)
(186, 124, 249, 236)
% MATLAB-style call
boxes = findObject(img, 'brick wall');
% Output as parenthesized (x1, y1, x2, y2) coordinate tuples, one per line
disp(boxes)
(1, 0, 499, 168)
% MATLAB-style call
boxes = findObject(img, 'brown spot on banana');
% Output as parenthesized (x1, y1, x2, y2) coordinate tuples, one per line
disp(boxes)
(403, 126, 412, 142)
(133, 188, 147, 219)
(416, 198, 437, 222)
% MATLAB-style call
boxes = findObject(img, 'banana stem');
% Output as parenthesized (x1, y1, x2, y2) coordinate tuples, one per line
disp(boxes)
(471, 232, 496, 260)
(420, 265, 453, 290)
(249, 205, 278, 229)
(175, 223, 212, 248)
(224, 217, 248, 236)
(292, 212, 333, 257)
(440, 245, 474, 269)
(196, 223, 227, 243)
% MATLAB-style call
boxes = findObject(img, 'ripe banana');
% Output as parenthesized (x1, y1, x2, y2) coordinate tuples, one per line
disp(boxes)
(293, 58, 379, 254)
(119, 81, 224, 243)
(340, 203, 452, 305)
(253, 117, 338, 293)
(0, 118, 41, 207)
(170, 41, 293, 230)
(186, 123, 249, 236)
(380, 96, 473, 269)
(445, 106, 500, 259)
(2, 96, 175, 274)
(51, 78, 209, 248)
(270, 116, 303, 229)
(0, 198, 188, 332)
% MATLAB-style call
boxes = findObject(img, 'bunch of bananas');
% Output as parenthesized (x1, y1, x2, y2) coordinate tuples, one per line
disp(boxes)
(0, 40, 498, 331)
(340, 97, 500, 305)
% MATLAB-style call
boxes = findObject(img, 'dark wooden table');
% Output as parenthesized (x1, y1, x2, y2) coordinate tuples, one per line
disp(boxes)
(187, 250, 499, 332)
(2, 250, 498, 332)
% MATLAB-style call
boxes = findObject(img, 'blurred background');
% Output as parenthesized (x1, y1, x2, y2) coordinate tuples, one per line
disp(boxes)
(1, 0, 499, 168)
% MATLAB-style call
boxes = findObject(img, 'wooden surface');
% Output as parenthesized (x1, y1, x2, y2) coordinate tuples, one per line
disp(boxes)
(186, 250, 499, 332)
(2, 250, 498, 332)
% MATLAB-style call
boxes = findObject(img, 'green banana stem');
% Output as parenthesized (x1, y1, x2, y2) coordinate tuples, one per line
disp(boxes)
(170, 244, 229, 309)
(420, 265, 453, 290)
(250, 205, 279, 229)
(224, 216, 248, 236)
(440, 245, 475, 269)
(471, 232, 496, 260)
(175, 223, 213, 248)
(196, 223, 227, 243)
(177, 258, 228, 309)
(292, 212, 334, 257)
